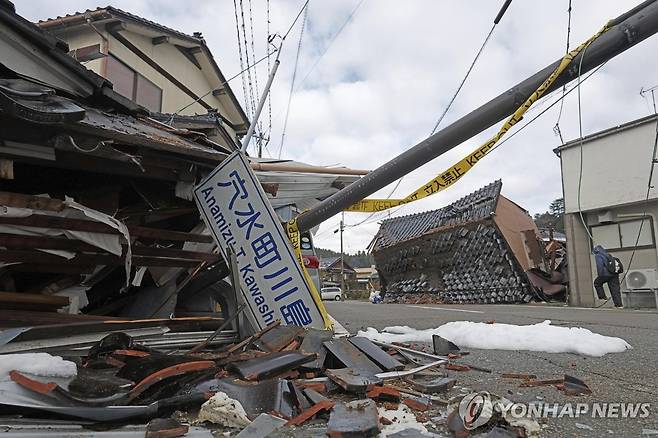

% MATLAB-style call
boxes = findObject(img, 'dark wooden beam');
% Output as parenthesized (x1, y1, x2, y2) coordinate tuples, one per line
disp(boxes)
(108, 25, 211, 109)
(0, 249, 203, 268)
(9, 264, 95, 274)
(0, 291, 69, 308)
(0, 214, 213, 243)
(152, 36, 169, 45)
(0, 233, 219, 262)
(1, 159, 14, 179)
(0, 191, 64, 212)
(175, 45, 202, 69)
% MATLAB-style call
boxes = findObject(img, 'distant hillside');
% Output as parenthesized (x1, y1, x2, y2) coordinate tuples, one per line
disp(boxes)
(315, 248, 374, 268)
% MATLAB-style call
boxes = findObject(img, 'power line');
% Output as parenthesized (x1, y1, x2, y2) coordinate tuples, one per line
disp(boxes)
(553, 0, 572, 144)
(344, 62, 606, 231)
(247, 0, 264, 153)
(283, 0, 311, 40)
(233, 0, 251, 119)
(429, 0, 512, 135)
(277, 2, 310, 158)
(429, 25, 495, 135)
(239, 0, 258, 124)
(296, 0, 366, 90)
(618, 89, 658, 285)
(265, 0, 273, 153)
(169, 49, 276, 121)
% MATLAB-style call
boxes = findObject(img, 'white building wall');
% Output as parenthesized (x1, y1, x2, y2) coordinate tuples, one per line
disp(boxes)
(50, 26, 239, 140)
(560, 117, 658, 214)
(559, 116, 658, 307)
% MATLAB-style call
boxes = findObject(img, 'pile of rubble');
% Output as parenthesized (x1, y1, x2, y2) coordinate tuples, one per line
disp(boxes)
(0, 316, 581, 437)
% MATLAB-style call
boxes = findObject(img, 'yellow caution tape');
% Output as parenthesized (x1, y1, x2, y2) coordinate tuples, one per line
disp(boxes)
(285, 218, 333, 330)
(345, 22, 612, 213)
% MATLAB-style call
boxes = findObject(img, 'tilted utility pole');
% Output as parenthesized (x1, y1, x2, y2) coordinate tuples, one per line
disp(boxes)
(340, 212, 345, 295)
(295, 0, 658, 233)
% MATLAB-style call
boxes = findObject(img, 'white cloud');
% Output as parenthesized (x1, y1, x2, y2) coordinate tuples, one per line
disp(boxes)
(17, 0, 658, 252)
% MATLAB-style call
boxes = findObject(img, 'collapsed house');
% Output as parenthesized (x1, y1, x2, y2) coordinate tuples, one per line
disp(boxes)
(0, 1, 360, 324)
(370, 180, 567, 304)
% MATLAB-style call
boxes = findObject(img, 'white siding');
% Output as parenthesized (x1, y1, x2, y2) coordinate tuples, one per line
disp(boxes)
(560, 118, 658, 214)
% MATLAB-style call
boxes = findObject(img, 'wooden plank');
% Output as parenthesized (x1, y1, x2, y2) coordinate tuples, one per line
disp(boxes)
(0, 249, 203, 268)
(9, 264, 95, 275)
(0, 215, 213, 243)
(0, 192, 64, 212)
(0, 234, 218, 262)
(0, 159, 14, 179)
(0, 291, 69, 308)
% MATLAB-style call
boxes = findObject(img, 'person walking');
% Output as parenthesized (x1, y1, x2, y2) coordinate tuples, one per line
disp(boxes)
(593, 245, 624, 308)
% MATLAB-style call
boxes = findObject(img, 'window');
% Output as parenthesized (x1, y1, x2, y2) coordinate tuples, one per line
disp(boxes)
(106, 54, 162, 112)
(591, 223, 620, 249)
(620, 219, 653, 247)
(591, 219, 654, 250)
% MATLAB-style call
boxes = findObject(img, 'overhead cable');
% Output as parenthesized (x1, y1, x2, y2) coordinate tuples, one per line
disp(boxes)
(277, 2, 310, 158)
(429, 0, 513, 135)
(296, 0, 366, 90)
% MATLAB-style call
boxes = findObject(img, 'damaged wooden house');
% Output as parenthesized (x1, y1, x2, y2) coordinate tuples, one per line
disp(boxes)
(0, 1, 361, 325)
(370, 180, 567, 304)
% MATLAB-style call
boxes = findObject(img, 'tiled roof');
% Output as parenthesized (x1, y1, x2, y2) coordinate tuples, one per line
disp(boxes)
(39, 6, 201, 44)
(371, 180, 502, 252)
(38, 6, 250, 128)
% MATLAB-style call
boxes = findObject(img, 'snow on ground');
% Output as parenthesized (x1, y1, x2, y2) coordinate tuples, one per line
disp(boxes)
(0, 353, 77, 381)
(358, 320, 631, 357)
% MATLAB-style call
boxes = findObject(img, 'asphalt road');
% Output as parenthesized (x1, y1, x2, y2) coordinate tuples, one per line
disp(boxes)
(326, 300, 658, 437)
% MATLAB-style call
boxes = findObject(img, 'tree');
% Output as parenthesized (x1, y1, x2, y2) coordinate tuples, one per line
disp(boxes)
(534, 198, 564, 234)
(549, 198, 564, 216)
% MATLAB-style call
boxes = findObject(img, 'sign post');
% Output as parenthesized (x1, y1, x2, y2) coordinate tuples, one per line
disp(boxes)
(194, 150, 330, 330)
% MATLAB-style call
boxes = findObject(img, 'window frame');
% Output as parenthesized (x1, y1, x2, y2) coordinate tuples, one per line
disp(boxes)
(106, 53, 162, 112)
(590, 218, 655, 251)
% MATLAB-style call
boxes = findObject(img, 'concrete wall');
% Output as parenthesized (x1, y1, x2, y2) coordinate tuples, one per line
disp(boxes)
(564, 213, 596, 307)
(564, 203, 658, 306)
(559, 116, 658, 306)
(560, 117, 658, 214)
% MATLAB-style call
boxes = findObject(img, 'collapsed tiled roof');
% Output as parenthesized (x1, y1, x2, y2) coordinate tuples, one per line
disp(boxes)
(371, 180, 502, 251)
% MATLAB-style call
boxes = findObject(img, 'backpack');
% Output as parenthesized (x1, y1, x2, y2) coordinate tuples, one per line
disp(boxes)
(605, 254, 624, 275)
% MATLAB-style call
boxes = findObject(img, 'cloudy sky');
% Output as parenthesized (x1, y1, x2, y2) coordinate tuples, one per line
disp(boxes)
(17, 0, 658, 252)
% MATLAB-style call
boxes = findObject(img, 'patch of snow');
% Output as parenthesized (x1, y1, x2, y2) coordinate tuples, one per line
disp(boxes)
(0, 353, 77, 381)
(357, 320, 631, 357)
(197, 392, 251, 428)
(378, 403, 432, 436)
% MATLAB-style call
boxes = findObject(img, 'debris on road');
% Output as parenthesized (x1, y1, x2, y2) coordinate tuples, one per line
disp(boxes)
(0, 319, 566, 437)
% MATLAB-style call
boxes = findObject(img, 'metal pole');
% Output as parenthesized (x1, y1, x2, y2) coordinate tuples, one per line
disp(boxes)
(241, 59, 280, 152)
(295, 0, 658, 232)
(340, 212, 345, 296)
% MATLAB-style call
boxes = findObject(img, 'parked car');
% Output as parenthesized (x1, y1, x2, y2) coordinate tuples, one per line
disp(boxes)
(321, 286, 343, 301)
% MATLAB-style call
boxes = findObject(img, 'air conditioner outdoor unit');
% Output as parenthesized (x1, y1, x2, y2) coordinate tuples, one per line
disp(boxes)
(625, 269, 658, 290)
